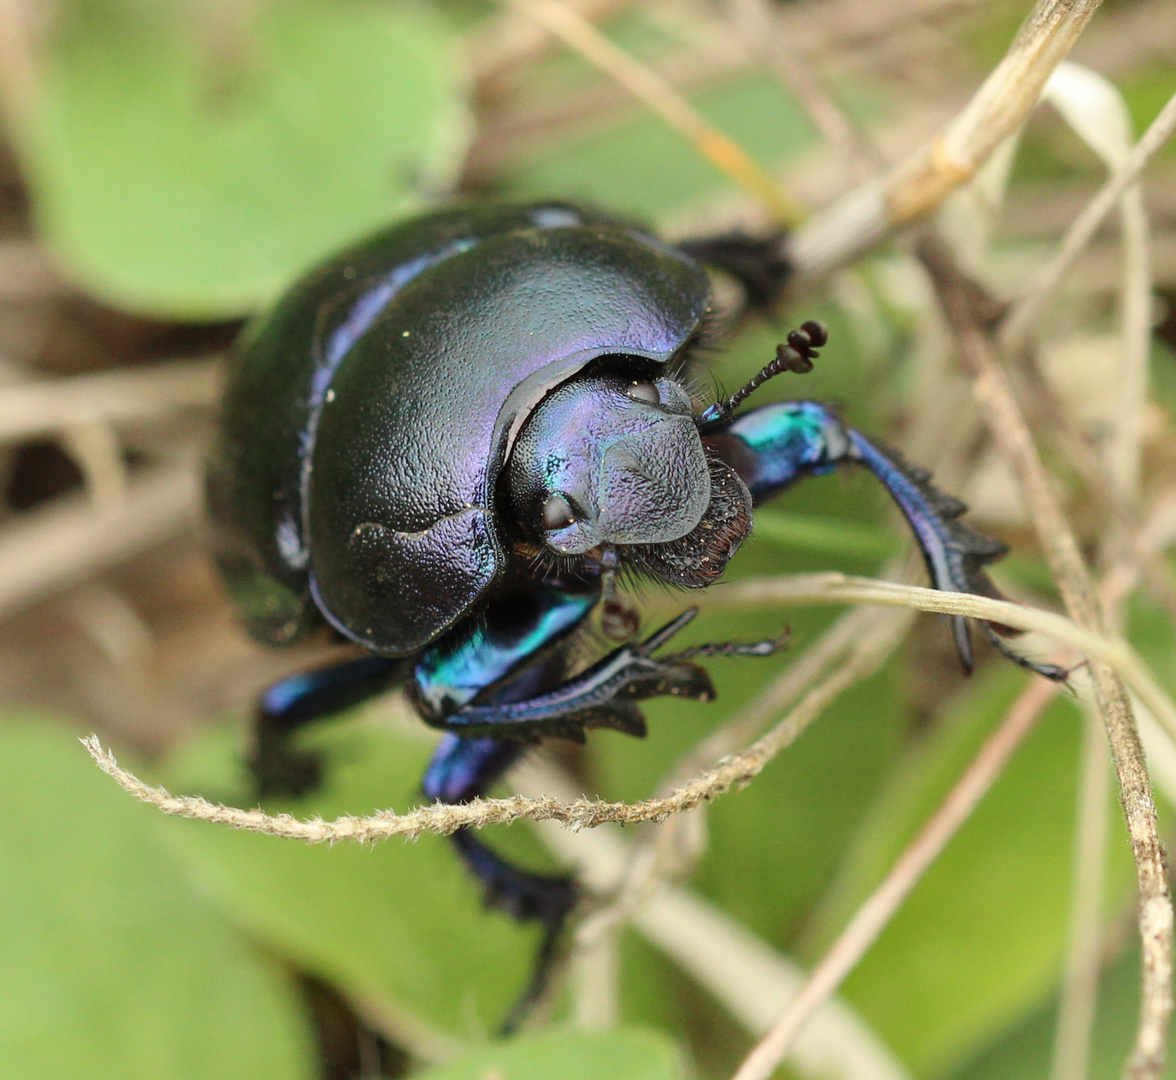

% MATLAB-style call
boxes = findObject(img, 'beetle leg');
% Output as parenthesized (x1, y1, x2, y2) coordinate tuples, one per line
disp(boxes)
(417, 606, 718, 1031)
(252, 654, 409, 796)
(705, 400, 1069, 681)
(422, 733, 575, 1035)
(676, 231, 791, 310)
(434, 609, 716, 741)
(662, 624, 791, 661)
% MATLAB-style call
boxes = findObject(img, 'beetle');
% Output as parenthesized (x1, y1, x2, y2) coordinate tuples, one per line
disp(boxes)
(206, 201, 1065, 1030)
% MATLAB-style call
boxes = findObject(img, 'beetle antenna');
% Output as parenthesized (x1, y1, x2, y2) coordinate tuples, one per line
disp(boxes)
(698, 320, 826, 427)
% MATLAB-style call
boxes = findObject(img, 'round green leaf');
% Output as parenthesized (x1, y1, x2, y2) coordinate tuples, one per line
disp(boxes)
(0, 717, 314, 1080)
(24, 0, 468, 317)
(409, 1027, 686, 1080)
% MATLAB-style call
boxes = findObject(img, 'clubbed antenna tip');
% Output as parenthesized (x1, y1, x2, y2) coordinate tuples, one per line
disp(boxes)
(700, 320, 827, 426)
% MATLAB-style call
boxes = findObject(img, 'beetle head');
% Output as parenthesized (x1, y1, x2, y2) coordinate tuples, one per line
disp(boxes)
(507, 365, 751, 586)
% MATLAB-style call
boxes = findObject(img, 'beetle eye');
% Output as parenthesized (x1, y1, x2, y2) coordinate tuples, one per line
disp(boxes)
(624, 380, 660, 405)
(541, 493, 576, 531)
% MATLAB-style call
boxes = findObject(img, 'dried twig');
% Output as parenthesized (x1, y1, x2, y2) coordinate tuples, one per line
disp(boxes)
(497, 0, 805, 226)
(83, 573, 1176, 841)
(0, 464, 200, 620)
(1053, 704, 1113, 1080)
(921, 241, 1172, 1080)
(789, 0, 1104, 287)
(61, 420, 129, 510)
(723, 0, 880, 180)
(1000, 87, 1176, 354)
(1041, 63, 1156, 1080)
(468, 0, 631, 97)
(0, 359, 220, 443)
(515, 759, 913, 1080)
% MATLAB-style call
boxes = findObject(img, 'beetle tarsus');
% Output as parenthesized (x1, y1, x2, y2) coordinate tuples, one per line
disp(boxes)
(665, 625, 791, 661)
(982, 623, 1071, 683)
(497, 897, 575, 1037)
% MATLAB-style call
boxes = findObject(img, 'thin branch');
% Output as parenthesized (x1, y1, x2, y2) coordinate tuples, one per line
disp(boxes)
(1052, 706, 1112, 1080)
(921, 240, 1173, 1080)
(84, 573, 1176, 841)
(723, 0, 881, 180)
(497, 0, 805, 227)
(1046, 64, 1155, 1080)
(0, 463, 200, 620)
(0, 359, 220, 443)
(1000, 87, 1176, 354)
(469, 0, 632, 96)
(61, 419, 129, 510)
(731, 675, 1060, 1080)
(789, 0, 1103, 287)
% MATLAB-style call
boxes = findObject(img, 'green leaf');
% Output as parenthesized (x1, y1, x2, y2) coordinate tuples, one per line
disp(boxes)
(0, 716, 313, 1080)
(805, 669, 1134, 1076)
(158, 717, 547, 1040)
(951, 945, 1176, 1080)
(408, 1026, 686, 1080)
(24, 0, 468, 317)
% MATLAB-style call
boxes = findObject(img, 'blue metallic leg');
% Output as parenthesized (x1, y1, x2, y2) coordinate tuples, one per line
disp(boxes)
(433, 609, 716, 739)
(422, 734, 576, 1034)
(706, 400, 1068, 680)
(412, 588, 723, 1031)
(252, 654, 409, 796)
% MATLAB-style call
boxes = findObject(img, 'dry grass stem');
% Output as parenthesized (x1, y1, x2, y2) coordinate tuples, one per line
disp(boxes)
(469, 0, 631, 95)
(1052, 706, 1113, 1080)
(0, 0, 42, 126)
(498, 0, 805, 226)
(0, 358, 221, 443)
(0, 464, 199, 620)
(84, 573, 1176, 841)
(1048, 63, 1156, 1080)
(789, 0, 1103, 286)
(922, 242, 1172, 1080)
(1001, 87, 1176, 354)
(61, 420, 129, 510)
(731, 674, 1061, 1080)
(723, 0, 880, 180)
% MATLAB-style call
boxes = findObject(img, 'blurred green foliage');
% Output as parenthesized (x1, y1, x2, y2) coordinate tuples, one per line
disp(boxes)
(21, 0, 466, 317)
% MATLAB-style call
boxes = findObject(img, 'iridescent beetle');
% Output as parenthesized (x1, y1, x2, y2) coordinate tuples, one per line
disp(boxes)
(206, 202, 1064, 1028)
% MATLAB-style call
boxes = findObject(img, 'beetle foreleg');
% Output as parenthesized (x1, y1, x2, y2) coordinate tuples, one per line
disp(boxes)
(252, 654, 409, 796)
(435, 610, 715, 741)
(422, 733, 576, 1034)
(707, 400, 1068, 681)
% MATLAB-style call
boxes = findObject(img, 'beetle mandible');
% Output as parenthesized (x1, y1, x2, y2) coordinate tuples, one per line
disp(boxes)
(206, 201, 1065, 1030)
